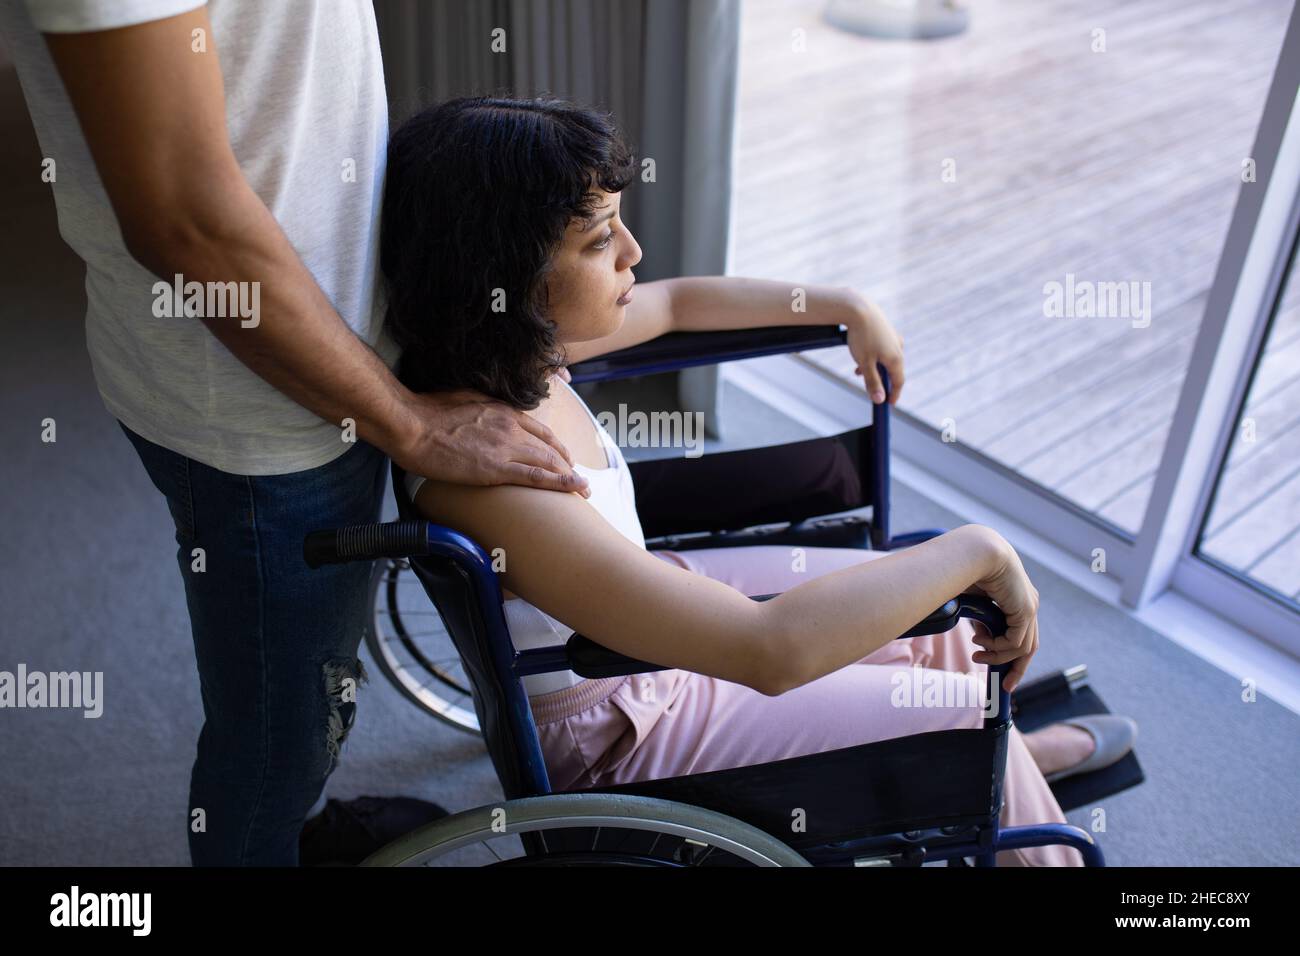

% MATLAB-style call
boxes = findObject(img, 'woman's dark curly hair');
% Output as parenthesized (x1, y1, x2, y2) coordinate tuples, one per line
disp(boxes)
(380, 95, 638, 410)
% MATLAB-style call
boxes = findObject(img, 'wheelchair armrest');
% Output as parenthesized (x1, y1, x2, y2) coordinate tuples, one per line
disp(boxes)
(907, 593, 1007, 640)
(566, 325, 848, 384)
(565, 635, 670, 679)
(564, 593, 1008, 679)
(902, 598, 964, 637)
(564, 592, 789, 679)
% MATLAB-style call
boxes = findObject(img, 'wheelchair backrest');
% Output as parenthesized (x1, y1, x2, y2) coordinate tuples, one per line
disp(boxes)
(391, 460, 555, 798)
(627, 427, 877, 540)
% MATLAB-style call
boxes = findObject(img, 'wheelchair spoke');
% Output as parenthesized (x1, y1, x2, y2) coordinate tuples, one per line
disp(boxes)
(368, 795, 809, 867)
(369, 560, 482, 734)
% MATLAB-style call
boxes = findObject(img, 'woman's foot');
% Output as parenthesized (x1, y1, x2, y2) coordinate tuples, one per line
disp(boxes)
(1023, 722, 1096, 779)
(1023, 715, 1139, 782)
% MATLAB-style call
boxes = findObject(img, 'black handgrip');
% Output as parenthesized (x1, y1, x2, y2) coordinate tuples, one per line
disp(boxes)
(303, 520, 429, 568)
(566, 634, 669, 679)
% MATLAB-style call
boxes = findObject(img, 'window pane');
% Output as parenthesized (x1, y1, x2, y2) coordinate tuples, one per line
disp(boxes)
(1196, 235, 1300, 605)
(733, 0, 1294, 534)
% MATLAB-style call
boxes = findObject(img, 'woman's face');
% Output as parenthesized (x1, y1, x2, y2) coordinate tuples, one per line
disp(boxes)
(545, 188, 642, 346)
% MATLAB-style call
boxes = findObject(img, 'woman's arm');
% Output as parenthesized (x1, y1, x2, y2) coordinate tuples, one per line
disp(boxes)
(760, 526, 1009, 694)
(667, 277, 905, 406)
(412, 477, 1004, 696)
(562, 276, 904, 406)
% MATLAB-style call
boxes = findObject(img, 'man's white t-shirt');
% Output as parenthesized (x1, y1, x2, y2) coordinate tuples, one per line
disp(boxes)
(0, 0, 401, 475)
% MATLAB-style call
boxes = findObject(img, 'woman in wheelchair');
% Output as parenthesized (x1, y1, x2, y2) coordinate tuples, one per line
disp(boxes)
(380, 96, 1138, 867)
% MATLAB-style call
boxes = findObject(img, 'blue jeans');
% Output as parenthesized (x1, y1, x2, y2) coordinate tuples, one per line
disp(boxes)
(118, 421, 388, 865)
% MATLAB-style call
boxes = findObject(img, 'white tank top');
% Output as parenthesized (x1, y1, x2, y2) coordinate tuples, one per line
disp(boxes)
(404, 378, 647, 695)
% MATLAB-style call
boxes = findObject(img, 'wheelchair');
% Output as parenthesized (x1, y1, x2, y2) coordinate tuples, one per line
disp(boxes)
(305, 325, 1144, 866)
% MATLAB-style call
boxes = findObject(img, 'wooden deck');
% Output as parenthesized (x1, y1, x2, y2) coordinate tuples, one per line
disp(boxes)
(732, 0, 1299, 598)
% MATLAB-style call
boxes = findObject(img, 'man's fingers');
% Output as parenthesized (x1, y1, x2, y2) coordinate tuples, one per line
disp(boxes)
(500, 462, 591, 497)
(513, 411, 575, 468)
(510, 442, 592, 497)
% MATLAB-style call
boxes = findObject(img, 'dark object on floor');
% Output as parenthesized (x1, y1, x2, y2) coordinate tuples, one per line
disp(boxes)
(299, 795, 451, 866)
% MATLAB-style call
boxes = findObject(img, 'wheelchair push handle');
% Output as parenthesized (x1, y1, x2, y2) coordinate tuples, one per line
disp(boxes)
(303, 520, 430, 568)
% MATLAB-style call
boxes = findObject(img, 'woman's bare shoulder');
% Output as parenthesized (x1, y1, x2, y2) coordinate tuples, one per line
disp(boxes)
(410, 473, 581, 535)
(410, 476, 581, 600)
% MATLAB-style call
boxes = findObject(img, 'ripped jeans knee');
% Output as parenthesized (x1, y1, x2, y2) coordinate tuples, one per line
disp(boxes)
(323, 655, 369, 771)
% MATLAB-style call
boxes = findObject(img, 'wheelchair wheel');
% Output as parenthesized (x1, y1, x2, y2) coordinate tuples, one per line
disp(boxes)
(359, 793, 811, 867)
(365, 557, 480, 734)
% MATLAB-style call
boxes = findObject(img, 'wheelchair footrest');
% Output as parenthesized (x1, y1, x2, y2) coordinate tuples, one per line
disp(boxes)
(1010, 666, 1144, 812)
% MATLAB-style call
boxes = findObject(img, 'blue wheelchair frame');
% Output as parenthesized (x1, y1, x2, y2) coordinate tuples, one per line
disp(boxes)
(305, 325, 1107, 866)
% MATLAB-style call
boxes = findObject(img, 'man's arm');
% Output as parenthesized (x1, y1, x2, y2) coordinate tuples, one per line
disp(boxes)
(42, 7, 589, 494)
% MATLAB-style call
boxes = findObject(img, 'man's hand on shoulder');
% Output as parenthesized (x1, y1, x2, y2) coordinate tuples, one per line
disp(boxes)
(393, 388, 591, 498)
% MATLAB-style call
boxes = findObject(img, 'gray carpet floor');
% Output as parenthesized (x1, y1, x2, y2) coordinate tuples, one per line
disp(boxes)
(2, 65, 1296, 867)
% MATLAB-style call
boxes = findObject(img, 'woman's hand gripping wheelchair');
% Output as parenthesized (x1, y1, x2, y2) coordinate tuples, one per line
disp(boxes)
(305, 326, 1142, 866)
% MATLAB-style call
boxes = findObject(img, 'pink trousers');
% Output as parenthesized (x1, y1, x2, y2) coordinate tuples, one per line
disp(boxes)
(527, 544, 1085, 866)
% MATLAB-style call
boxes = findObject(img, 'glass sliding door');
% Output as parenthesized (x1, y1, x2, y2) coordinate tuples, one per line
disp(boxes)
(732, 0, 1295, 535)
(1196, 234, 1300, 610)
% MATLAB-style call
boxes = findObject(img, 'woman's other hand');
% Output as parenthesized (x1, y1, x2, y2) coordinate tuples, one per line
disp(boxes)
(965, 528, 1040, 693)
(843, 290, 905, 406)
